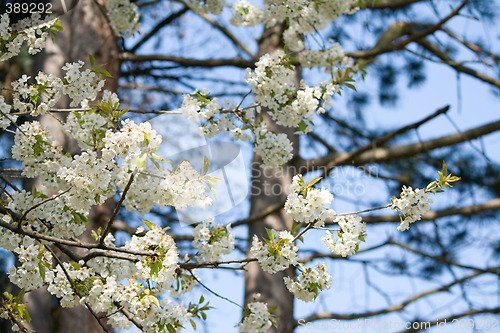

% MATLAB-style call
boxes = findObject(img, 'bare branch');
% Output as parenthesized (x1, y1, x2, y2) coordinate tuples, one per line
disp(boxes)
(361, 198, 500, 224)
(99, 171, 136, 245)
(417, 38, 500, 88)
(175, 0, 254, 58)
(364, 0, 426, 10)
(300, 118, 500, 172)
(129, 6, 189, 53)
(120, 53, 254, 69)
(297, 266, 500, 326)
(348, 1, 467, 60)
(401, 307, 500, 332)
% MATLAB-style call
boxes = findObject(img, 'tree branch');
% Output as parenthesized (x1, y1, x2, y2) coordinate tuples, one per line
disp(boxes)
(348, 1, 467, 60)
(360, 198, 500, 224)
(120, 53, 254, 69)
(417, 38, 500, 88)
(129, 6, 189, 53)
(297, 266, 500, 326)
(364, 0, 426, 10)
(401, 307, 500, 332)
(300, 118, 500, 172)
(174, 0, 254, 59)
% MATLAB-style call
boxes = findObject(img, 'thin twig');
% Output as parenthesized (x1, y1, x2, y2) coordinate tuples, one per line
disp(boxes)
(186, 268, 243, 308)
(99, 171, 136, 245)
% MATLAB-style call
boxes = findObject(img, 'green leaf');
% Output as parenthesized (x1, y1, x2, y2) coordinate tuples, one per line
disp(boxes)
(268, 305, 278, 313)
(345, 83, 357, 91)
(205, 176, 219, 185)
(166, 323, 176, 333)
(298, 120, 308, 132)
(98, 70, 112, 78)
(13, 290, 25, 303)
(89, 54, 96, 67)
(143, 219, 155, 230)
(38, 263, 46, 281)
(150, 260, 162, 280)
(190, 319, 197, 330)
(3, 291, 12, 300)
(308, 177, 323, 187)
(266, 228, 275, 242)
(69, 261, 81, 270)
(206, 182, 217, 199)
(150, 295, 160, 307)
(200, 295, 205, 303)
(151, 153, 164, 161)
(135, 153, 148, 169)
(203, 156, 210, 175)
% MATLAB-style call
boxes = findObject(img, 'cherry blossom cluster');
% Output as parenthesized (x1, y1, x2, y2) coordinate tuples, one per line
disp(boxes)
(391, 186, 433, 231)
(193, 218, 235, 262)
(8, 189, 87, 238)
(284, 262, 332, 302)
(180, 52, 342, 168)
(250, 229, 298, 273)
(193, 0, 226, 15)
(0, 13, 61, 61)
(0, 96, 17, 130)
(4, 61, 107, 124)
(321, 215, 367, 257)
(7, 238, 53, 291)
(167, 269, 198, 298)
(11, 120, 71, 187)
(266, 0, 359, 51)
(230, 0, 263, 27)
(179, 91, 290, 168)
(246, 51, 338, 130)
(62, 61, 107, 107)
(237, 301, 275, 333)
(253, 126, 293, 169)
(38, 224, 206, 332)
(106, 0, 140, 37)
(10, 72, 62, 116)
(284, 174, 334, 223)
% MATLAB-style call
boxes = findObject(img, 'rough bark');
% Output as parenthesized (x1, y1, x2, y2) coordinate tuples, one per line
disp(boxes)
(243, 16, 301, 333)
(17, 1, 119, 332)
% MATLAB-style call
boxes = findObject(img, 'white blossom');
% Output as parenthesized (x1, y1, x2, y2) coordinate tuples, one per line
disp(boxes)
(391, 186, 433, 231)
(321, 215, 366, 257)
(193, 218, 235, 262)
(284, 262, 332, 302)
(106, 0, 140, 37)
(250, 230, 298, 273)
(237, 301, 274, 333)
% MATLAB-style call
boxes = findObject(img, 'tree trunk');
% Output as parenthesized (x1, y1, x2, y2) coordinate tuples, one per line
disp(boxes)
(19, 1, 119, 332)
(244, 18, 301, 333)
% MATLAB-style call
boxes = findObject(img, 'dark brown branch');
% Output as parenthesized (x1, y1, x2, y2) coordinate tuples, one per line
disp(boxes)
(401, 307, 500, 332)
(129, 6, 189, 53)
(417, 38, 500, 88)
(347, 1, 467, 60)
(231, 201, 285, 227)
(0, 205, 152, 257)
(99, 171, 136, 245)
(47, 246, 111, 333)
(297, 266, 500, 326)
(361, 198, 500, 224)
(387, 240, 494, 273)
(364, 0, 425, 10)
(120, 53, 254, 69)
(300, 118, 500, 172)
(175, 0, 254, 58)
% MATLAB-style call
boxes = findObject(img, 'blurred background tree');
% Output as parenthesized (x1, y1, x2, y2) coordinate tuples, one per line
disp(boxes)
(1, 0, 500, 332)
